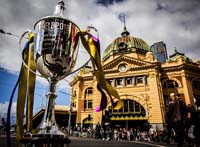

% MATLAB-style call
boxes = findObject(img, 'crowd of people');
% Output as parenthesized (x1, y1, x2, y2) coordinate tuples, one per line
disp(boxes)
(72, 125, 167, 142)
(70, 93, 200, 147)
(165, 93, 200, 147)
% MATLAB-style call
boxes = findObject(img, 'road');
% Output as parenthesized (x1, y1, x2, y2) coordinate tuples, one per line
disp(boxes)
(0, 133, 183, 147)
(70, 136, 186, 147)
(70, 137, 168, 147)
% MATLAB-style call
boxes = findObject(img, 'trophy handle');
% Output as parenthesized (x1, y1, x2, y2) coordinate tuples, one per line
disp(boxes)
(19, 30, 41, 77)
(63, 25, 98, 77)
(65, 59, 90, 76)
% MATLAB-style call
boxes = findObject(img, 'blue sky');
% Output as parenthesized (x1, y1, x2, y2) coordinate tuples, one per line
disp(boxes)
(0, 68, 18, 103)
(0, 67, 71, 125)
(0, 68, 18, 125)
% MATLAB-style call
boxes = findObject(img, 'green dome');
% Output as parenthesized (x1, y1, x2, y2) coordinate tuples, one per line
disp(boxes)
(102, 34, 150, 60)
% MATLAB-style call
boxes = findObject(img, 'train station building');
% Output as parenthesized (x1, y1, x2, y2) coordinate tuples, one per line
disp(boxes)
(69, 28, 200, 130)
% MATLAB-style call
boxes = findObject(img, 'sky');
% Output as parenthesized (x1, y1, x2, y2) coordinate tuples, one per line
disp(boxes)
(0, 0, 200, 124)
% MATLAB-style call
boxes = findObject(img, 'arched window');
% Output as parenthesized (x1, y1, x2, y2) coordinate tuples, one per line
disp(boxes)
(84, 87, 93, 111)
(163, 80, 178, 88)
(162, 79, 179, 108)
(109, 99, 146, 116)
(82, 115, 93, 128)
(71, 91, 77, 108)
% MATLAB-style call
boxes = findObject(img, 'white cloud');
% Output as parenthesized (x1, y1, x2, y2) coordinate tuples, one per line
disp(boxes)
(0, 0, 200, 71)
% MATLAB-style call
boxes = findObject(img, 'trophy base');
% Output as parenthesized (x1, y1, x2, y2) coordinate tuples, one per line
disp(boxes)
(37, 126, 66, 136)
(20, 134, 71, 147)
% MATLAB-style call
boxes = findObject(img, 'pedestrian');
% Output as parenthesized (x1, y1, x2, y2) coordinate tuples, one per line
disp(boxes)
(165, 93, 186, 147)
(187, 104, 196, 147)
(95, 122, 101, 139)
(193, 98, 200, 147)
(165, 96, 173, 144)
(177, 95, 188, 144)
(149, 125, 156, 142)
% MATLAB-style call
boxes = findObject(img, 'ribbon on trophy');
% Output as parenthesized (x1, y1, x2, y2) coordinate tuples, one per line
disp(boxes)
(16, 32, 36, 140)
(78, 29, 123, 112)
(12, 26, 122, 143)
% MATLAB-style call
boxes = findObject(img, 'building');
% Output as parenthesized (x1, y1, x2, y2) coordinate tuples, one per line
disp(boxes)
(150, 41, 168, 63)
(32, 105, 76, 130)
(69, 28, 200, 131)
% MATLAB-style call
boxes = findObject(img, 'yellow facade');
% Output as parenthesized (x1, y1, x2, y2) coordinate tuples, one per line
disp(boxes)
(69, 31, 200, 130)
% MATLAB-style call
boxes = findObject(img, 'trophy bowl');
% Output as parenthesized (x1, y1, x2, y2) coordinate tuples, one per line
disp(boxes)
(32, 16, 80, 136)
(34, 16, 80, 81)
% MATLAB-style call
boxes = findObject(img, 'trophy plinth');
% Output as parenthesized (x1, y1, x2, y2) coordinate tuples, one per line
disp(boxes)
(20, 134, 71, 147)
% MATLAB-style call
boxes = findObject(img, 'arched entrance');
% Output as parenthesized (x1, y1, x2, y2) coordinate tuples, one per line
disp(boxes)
(82, 115, 93, 128)
(162, 79, 180, 108)
(107, 99, 149, 130)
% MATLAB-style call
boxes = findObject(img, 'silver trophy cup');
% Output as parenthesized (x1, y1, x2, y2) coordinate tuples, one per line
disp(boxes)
(18, 1, 81, 146)
(33, 1, 80, 137)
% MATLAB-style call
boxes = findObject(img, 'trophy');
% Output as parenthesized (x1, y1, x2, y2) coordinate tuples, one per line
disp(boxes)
(34, 0, 79, 136)
(20, 0, 80, 145)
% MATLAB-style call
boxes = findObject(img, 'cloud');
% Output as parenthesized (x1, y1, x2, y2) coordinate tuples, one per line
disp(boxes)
(0, 0, 200, 71)
(0, 102, 16, 125)
(1, 0, 200, 119)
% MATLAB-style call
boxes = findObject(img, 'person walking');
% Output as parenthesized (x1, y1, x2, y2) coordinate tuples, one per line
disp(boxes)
(165, 93, 186, 147)
(187, 104, 196, 147)
(194, 98, 200, 147)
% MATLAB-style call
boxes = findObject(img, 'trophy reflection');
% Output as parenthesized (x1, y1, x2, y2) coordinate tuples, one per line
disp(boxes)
(34, 0, 79, 137)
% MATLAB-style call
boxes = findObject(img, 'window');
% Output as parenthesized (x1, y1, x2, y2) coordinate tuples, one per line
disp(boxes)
(124, 100, 129, 112)
(71, 91, 77, 108)
(116, 78, 124, 86)
(136, 76, 144, 85)
(84, 87, 93, 111)
(163, 80, 178, 88)
(125, 77, 132, 85)
(129, 100, 134, 112)
(135, 102, 140, 112)
(107, 79, 114, 87)
(88, 100, 93, 109)
(86, 87, 93, 95)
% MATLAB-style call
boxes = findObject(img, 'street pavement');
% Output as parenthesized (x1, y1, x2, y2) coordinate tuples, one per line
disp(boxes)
(0, 132, 187, 147)
(69, 136, 180, 147)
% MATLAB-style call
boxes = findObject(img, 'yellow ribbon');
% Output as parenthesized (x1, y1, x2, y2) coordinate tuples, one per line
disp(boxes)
(16, 33, 36, 140)
(79, 30, 123, 110)
(15, 28, 122, 142)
